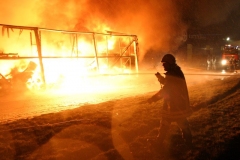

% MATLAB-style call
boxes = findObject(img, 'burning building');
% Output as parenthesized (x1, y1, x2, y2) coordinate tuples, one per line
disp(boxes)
(0, 24, 139, 93)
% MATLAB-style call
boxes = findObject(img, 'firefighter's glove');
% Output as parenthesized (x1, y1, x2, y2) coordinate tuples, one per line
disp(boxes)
(155, 72, 165, 84)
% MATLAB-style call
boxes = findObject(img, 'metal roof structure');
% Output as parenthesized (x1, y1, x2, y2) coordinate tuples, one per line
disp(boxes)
(0, 24, 139, 85)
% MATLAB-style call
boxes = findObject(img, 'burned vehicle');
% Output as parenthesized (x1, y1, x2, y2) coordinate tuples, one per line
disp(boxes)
(221, 45, 239, 72)
(0, 61, 37, 94)
(0, 73, 12, 94)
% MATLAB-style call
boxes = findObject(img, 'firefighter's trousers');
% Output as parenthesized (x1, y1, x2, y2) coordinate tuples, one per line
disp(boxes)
(157, 117, 192, 145)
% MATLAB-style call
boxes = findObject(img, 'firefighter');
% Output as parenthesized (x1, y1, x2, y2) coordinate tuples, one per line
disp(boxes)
(147, 54, 193, 149)
(207, 55, 212, 70)
(211, 56, 217, 70)
(229, 56, 237, 72)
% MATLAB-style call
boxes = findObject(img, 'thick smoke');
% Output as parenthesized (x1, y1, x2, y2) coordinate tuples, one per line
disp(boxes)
(1, 0, 240, 61)
(0, 0, 39, 26)
(38, 0, 188, 61)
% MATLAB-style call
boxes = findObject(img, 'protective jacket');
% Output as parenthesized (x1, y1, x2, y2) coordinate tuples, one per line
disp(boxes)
(149, 64, 192, 119)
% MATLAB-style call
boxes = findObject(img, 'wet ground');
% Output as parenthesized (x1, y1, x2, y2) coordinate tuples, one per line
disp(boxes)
(0, 69, 237, 123)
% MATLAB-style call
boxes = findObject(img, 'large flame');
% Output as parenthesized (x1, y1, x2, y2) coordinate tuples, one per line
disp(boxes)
(0, 25, 135, 95)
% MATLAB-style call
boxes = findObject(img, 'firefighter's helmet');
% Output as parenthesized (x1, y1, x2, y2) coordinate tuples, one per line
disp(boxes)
(161, 54, 176, 64)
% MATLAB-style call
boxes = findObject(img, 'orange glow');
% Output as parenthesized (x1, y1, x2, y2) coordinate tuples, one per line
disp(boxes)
(0, 25, 136, 94)
(78, 40, 94, 55)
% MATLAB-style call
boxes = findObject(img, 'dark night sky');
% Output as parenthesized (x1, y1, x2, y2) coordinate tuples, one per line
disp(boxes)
(181, 0, 240, 41)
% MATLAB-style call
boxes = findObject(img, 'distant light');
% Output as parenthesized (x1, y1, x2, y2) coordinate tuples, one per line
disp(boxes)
(226, 37, 230, 41)
(221, 59, 227, 65)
